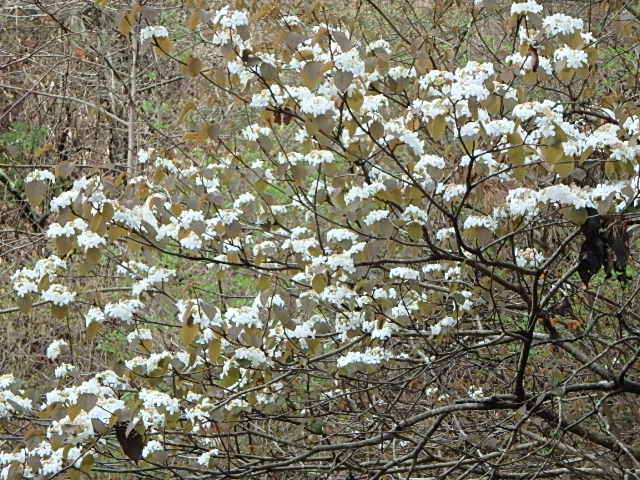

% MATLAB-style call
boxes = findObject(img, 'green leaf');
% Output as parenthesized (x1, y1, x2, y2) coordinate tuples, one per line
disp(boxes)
(24, 180, 46, 207)
(208, 337, 221, 363)
(302, 61, 323, 90)
(221, 366, 240, 387)
(561, 206, 587, 225)
(312, 274, 328, 293)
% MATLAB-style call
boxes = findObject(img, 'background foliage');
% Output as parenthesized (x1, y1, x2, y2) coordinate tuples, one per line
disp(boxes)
(2, 0, 640, 478)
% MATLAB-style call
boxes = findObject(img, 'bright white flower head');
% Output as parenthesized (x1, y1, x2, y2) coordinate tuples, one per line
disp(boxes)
(463, 215, 498, 232)
(335, 48, 365, 76)
(180, 232, 203, 250)
(543, 14, 584, 36)
(77, 231, 106, 251)
(127, 328, 153, 344)
(390, 267, 420, 281)
(25, 170, 55, 183)
(511, 1, 543, 15)
(554, 46, 588, 69)
(299, 94, 335, 115)
(197, 449, 220, 466)
(234, 347, 269, 367)
(142, 440, 163, 458)
(46, 339, 68, 361)
(42, 284, 76, 306)
(364, 209, 389, 225)
(105, 299, 144, 323)
(0, 374, 15, 389)
(515, 247, 545, 268)
(54, 363, 77, 378)
(140, 26, 169, 43)
(337, 347, 390, 368)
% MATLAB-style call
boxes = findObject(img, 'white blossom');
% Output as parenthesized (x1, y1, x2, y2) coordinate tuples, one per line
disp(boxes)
(77, 231, 106, 251)
(42, 284, 76, 306)
(390, 267, 420, 281)
(105, 299, 144, 323)
(127, 328, 153, 344)
(139, 388, 180, 414)
(334, 48, 365, 76)
(46, 339, 68, 361)
(364, 209, 389, 225)
(142, 440, 163, 458)
(0, 374, 15, 389)
(46, 222, 75, 238)
(337, 347, 390, 367)
(554, 46, 588, 69)
(197, 449, 220, 466)
(345, 182, 385, 204)
(299, 94, 335, 115)
(463, 215, 497, 232)
(543, 14, 584, 36)
(85, 307, 105, 327)
(140, 26, 169, 43)
(234, 347, 269, 367)
(515, 247, 545, 268)
(54, 363, 76, 378)
(25, 170, 55, 183)
(326, 228, 358, 243)
(511, 1, 543, 15)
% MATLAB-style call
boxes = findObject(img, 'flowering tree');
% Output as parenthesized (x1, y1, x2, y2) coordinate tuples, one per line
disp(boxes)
(3, 0, 640, 478)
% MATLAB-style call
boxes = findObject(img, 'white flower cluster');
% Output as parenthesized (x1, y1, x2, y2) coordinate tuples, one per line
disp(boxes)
(77, 230, 106, 251)
(554, 46, 588, 69)
(463, 215, 498, 232)
(137, 147, 155, 164)
(197, 448, 220, 466)
(44, 371, 129, 409)
(25, 169, 55, 183)
(430, 316, 458, 336)
(11, 255, 66, 297)
(335, 48, 365, 76)
(234, 347, 269, 367)
(113, 205, 159, 233)
(46, 218, 87, 239)
(504, 181, 635, 218)
(543, 14, 584, 36)
(176, 299, 222, 329)
(42, 284, 76, 306)
(180, 232, 202, 250)
(127, 328, 152, 344)
(336, 347, 390, 368)
(299, 93, 336, 116)
(54, 363, 76, 378)
(505, 52, 553, 75)
(130, 265, 175, 296)
(510, 0, 542, 15)
(326, 228, 358, 243)
(344, 182, 385, 204)
(389, 267, 420, 281)
(105, 299, 145, 323)
(142, 440, 163, 458)
(362, 318, 398, 340)
(515, 247, 545, 268)
(140, 26, 169, 43)
(46, 339, 68, 361)
(225, 305, 262, 328)
(84, 307, 105, 327)
(139, 388, 180, 414)
(0, 386, 32, 418)
(212, 5, 249, 28)
(364, 209, 390, 225)
(0, 440, 69, 478)
(126, 351, 172, 374)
